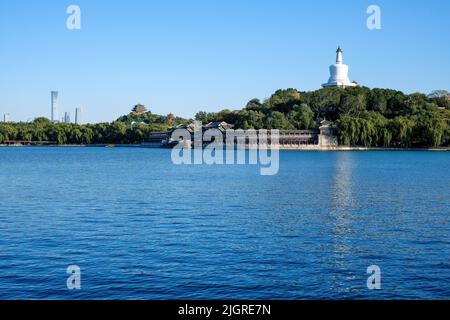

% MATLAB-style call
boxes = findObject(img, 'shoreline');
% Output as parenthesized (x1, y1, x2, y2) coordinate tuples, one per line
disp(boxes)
(1, 144, 449, 152)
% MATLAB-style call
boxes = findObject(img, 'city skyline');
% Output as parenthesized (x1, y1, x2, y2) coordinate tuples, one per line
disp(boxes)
(1, 89, 84, 125)
(0, 0, 449, 123)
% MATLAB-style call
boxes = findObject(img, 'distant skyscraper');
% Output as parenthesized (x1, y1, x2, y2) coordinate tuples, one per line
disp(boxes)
(3, 113, 11, 123)
(75, 107, 82, 125)
(51, 91, 59, 122)
(64, 112, 71, 124)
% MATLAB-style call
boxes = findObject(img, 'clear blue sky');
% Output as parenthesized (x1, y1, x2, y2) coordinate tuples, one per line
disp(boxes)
(0, 0, 449, 123)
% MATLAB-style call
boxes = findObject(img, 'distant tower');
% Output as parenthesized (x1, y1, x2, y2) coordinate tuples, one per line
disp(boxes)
(51, 91, 59, 122)
(132, 104, 147, 114)
(3, 113, 11, 123)
(75, 107, 82, 124)
(322, 47, 358, 88)
(64, 112, 71, 124)
(336, 46, 343, 64)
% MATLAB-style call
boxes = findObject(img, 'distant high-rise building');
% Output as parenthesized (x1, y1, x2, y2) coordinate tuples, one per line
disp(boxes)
(51, 91, 59, 122)
(75, 107, 82, 125)
(3, 113, 11, 123)
(64, 112, 71, 124)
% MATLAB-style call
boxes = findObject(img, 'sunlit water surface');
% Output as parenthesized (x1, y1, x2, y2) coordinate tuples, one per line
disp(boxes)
(0, 148, 449, 299)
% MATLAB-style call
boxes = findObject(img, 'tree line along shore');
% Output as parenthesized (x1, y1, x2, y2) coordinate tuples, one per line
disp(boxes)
(1, 87, 450, 148)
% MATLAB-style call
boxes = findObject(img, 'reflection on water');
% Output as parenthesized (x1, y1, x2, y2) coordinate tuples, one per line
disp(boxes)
(329, 153, 357, 294)
(332, 152, 356, 212)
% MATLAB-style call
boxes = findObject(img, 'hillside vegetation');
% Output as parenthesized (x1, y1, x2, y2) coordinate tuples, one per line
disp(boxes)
(195, 87, 450, 147)
(1, 87, 449, 147)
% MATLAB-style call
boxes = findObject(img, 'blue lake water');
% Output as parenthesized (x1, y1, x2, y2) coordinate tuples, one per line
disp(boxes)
(0, 147, 449, 300)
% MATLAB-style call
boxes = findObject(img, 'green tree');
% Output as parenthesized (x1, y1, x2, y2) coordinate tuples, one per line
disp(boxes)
(390, 117, 415, 147)
(245, 99, 263, 111)
(265, 111, 294, 129)
(195, 111, 216, 123)
(291, 104, 314, 129)
(264, 88, 302, 114)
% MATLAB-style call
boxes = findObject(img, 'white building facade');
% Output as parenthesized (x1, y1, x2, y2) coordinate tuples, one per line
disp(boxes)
(322, 47, 358, 88)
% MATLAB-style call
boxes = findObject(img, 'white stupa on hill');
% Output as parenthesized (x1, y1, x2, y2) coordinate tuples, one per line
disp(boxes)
(322, 46, 358, 88)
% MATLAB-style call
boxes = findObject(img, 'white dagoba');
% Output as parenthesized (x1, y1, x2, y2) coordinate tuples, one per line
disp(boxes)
(322, 47, 358, 88)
